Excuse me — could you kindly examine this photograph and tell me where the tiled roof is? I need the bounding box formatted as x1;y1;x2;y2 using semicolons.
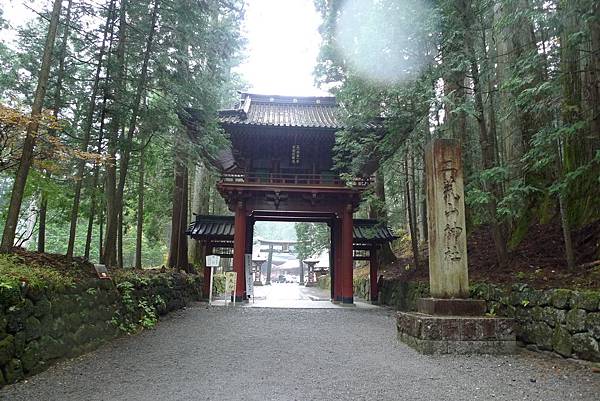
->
187;215;397;245
219;93;342;129
186;215;234;241
353;219;399;244
218;93;382;130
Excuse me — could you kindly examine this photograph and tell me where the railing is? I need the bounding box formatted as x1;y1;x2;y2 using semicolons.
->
220;172;372;188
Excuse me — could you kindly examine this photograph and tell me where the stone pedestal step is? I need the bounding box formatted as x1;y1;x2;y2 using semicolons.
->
397;311;516;355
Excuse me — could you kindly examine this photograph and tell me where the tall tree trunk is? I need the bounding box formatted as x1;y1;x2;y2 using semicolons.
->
118;209;123;268
38;0;73;253
104;0;128;267
84;84;110;260
188;162;206;265
368;168;396;265
1;0;63;252
99;207;104;263
462;1;509;267
84;167;99;261
168;141;189;270
556;0;582;262
404;156;420;270
134;148;144;269
585;2;600;144
66;0;114;260
106;0;159;266
409;152;419;242
556;139;576;269
37;187;48;253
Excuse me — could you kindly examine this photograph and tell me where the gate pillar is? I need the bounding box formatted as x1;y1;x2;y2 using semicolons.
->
233;200;247;302
332;218;342;302
341;204;354;304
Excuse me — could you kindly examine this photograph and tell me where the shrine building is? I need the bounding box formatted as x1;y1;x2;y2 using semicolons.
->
185;93;396;304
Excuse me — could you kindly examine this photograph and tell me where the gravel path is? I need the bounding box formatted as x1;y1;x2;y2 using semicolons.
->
1;304;599;401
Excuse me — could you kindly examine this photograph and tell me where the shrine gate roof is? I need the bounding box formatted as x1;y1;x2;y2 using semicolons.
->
186;215;398;245
218;93;381;130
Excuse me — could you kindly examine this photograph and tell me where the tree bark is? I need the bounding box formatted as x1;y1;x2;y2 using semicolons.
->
404;156;420;270
117;209;123;268
66;0;114;260
84;81;110;261
134;148;144;269
106;0;159;267
462;2;509;267
188;162;207;265
84;167;99;261
103;0;128;267
1;0;63;252
168;140;189;270
37;188;48;253
368;168;396;266
37;0;73;253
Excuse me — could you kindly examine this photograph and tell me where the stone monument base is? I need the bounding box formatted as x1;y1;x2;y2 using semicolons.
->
416;297;486;316
396;311;516;355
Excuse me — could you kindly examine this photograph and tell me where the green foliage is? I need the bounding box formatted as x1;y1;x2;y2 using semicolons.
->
295;223;330;261
315;0;600;264
0;254;73;290
0;0;245;267
111;277;162;333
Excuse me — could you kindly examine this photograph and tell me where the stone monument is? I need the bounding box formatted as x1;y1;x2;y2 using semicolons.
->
396;139;516;354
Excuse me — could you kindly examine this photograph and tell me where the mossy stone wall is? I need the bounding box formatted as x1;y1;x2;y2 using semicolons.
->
0;273;202;386
355;276;600;362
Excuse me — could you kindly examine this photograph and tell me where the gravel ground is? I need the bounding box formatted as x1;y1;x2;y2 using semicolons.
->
1;304;599;401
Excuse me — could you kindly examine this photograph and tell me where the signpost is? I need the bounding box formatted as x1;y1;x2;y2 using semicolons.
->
93;264;111;280
205;255;221;305
245;253;254;302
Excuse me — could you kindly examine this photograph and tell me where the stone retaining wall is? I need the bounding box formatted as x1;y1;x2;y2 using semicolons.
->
471;283;600;361
0;273;202;386
354;276;600;362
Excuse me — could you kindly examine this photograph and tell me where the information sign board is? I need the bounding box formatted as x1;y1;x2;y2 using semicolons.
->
205;255;220;267
245;254;254;300
93;264;111;280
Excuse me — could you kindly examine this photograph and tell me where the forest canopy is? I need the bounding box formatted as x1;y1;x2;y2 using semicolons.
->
0;0;244;269
313;0;600;270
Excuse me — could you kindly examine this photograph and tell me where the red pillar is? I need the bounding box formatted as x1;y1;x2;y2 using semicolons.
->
333;218;343;303
370;246;379;303
233;201;247;302
341;204;354;304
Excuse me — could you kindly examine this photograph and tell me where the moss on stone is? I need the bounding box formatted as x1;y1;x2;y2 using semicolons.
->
572;333;600;362
565;309;587;333
530;322;553;350
33;298;51;318
23;316;42;341
552;325;573;357
6;299;34;333
0;335;15;365
20;340;40;373
570;291;600;312
3;358;23;383
549;289;572;309
39;335;66;360
585;312;600;338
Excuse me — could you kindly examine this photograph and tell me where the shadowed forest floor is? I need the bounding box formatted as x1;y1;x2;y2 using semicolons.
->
384;220;600;290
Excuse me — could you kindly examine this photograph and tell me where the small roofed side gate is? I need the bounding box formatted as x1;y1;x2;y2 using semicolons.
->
183;93;396;304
